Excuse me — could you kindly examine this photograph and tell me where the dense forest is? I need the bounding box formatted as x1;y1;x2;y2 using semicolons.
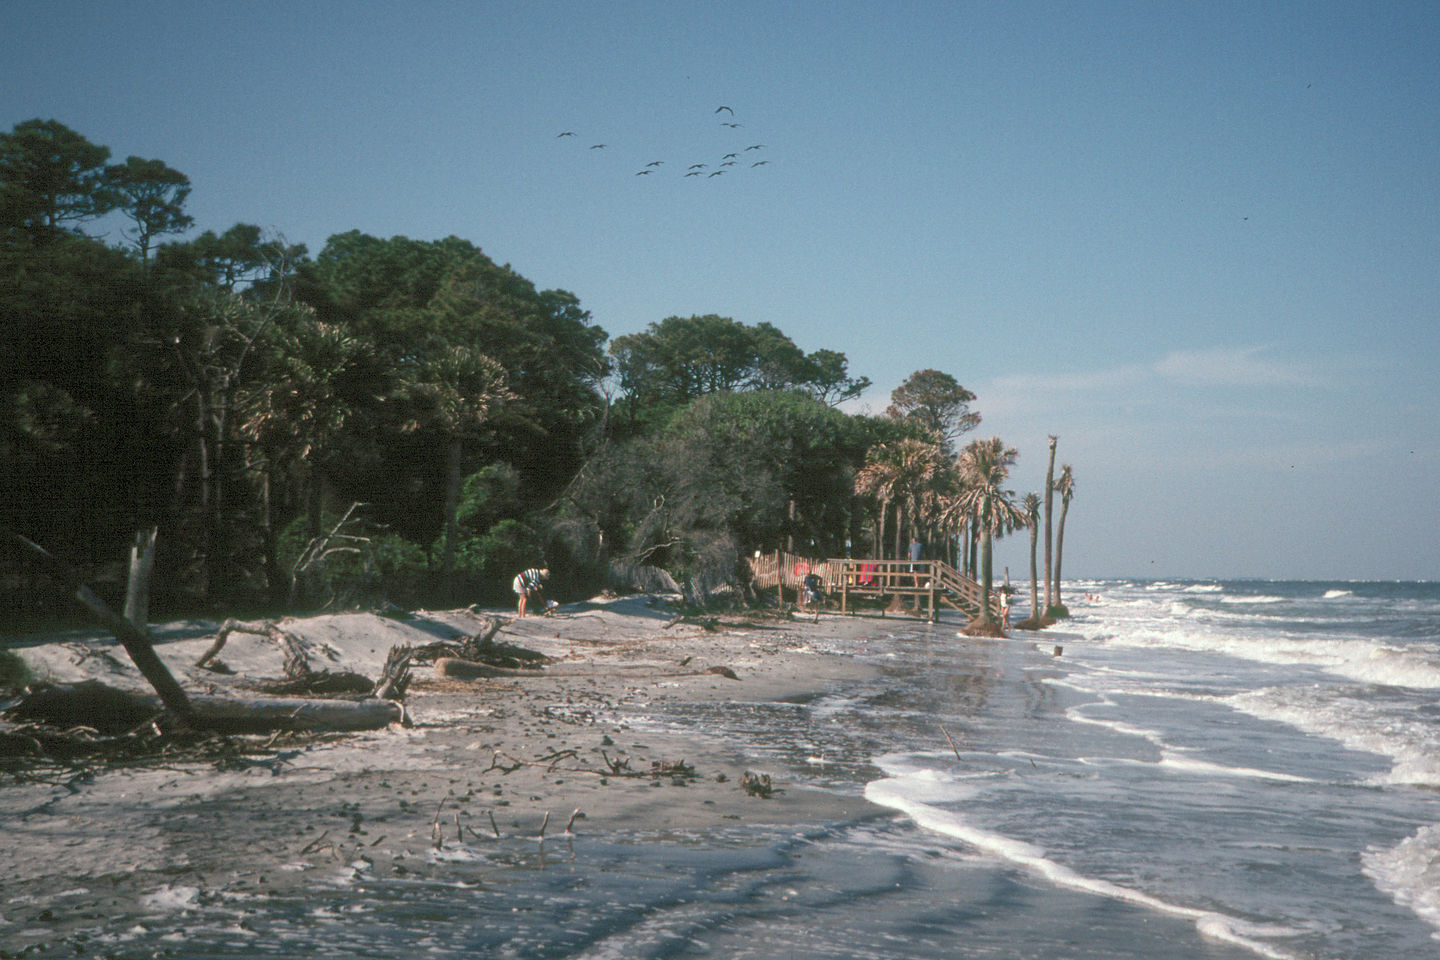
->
1;119;1074;626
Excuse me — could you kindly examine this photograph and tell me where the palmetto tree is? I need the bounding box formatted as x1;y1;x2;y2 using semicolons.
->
241;317;379;598
1023;492;1041;626
951;437;1025;631
1051;465;1075;614
400;345;512;594
854;437;946;559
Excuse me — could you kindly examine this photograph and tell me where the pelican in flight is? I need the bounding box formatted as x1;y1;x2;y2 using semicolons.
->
715;105;734;115
556;131;575;137
745;144;765;151
723;153;738;159
721;122;742;128
684;170;703;177
646;160;664;167
751;160;768;167
708;170;725;177
590;144;606;149
688;163;707;170
635;170;652;175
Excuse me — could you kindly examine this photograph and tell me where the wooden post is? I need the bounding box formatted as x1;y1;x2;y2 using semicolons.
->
776;550;784;609
841;561;849;615
928;565;935;622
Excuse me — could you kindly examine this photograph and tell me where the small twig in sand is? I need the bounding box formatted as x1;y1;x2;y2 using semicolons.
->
299;830;331;855
939;724;963;762
488;810;501;837
432;797;446;850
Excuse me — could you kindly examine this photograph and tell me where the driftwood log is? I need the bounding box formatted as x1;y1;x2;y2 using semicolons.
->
195;618;309;672
435;658;739;681
4;532;193;718
10;681;402;734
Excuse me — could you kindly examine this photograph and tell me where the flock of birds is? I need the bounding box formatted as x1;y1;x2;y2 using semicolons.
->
555;106;770;180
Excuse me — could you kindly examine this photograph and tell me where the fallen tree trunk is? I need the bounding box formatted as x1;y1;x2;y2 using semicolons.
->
4;531;194;719
9;681;402;734
435;658;739;681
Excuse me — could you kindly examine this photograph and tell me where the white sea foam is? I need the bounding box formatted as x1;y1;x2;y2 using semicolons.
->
1323;589;1354;599
1157;750;1316;783
1222;686;1440;787
1184;583;1224;593
1220;595;1287;605
864;778;1303;960
139;884;199;914
1362;823;1440;938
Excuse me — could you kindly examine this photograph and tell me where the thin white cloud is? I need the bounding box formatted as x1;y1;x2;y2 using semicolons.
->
1152;346;1307;387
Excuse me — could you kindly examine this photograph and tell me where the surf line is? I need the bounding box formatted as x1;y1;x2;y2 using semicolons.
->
864;779;1304;960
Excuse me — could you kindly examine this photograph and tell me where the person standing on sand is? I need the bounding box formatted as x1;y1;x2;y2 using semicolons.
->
512;567;549;617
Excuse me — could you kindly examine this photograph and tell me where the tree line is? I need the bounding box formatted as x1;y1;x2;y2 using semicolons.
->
1;119;1075;627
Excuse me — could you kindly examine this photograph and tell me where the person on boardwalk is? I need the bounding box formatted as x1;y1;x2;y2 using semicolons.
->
998;588;1011;630
512;567;550;618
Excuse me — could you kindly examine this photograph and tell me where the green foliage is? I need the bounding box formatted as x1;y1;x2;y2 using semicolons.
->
0;649;35;691
0;118;115;242
610;314;867;432
450;518;543;591
104;156;193;262
887;368;980;450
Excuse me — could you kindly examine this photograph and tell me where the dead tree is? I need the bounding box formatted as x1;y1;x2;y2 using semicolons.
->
5;531;193;719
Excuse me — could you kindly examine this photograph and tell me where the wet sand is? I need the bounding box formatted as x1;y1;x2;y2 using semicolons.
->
0;596;892;956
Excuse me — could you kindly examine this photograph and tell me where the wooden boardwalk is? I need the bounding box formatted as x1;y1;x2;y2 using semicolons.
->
748;551;995;621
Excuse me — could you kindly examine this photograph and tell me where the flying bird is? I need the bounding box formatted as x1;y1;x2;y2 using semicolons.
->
715;106;734;115
635;170;652;175
646;161;664;167
720;161;736;167
751;160;768;167
590;144;606;149
684;171;703;177
720;122;742;128
745;144;765;151
556;131;575;137
708;170;725;177
688;163;706;169
723;153;738;159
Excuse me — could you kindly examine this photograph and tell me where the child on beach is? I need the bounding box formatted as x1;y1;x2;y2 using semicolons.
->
512;567;549;617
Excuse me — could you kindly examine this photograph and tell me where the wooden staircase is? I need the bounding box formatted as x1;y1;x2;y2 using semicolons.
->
749;551;995;621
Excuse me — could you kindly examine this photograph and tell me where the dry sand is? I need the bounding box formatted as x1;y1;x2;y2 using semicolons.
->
0;595;895;954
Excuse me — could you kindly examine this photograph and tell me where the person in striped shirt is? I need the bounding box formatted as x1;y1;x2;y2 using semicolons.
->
512;567;550;618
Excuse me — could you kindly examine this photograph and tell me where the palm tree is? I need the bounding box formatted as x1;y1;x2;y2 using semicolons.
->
400;345;512;596
854;437;946;559
1042;435;1057;615
240;318;378;599
1022;492;1041;627
1051;465;1075;616
854;444;901;558
951;437;1025;634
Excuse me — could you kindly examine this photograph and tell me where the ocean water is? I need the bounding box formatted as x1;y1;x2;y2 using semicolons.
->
71;581;1440;959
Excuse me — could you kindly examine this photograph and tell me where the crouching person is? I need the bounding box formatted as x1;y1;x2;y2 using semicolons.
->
513;566;550;618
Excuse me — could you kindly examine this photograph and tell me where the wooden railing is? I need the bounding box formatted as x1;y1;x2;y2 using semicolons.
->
747;551;994;621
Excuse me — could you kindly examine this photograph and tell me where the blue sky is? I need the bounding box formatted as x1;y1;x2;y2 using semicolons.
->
5;1;1437;579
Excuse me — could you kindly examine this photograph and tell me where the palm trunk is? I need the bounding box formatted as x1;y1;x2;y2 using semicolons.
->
978;527;994;625
441;434;463;595
1042;436;1057;613
893;502;904;562
1053;498;1070;608
875;497;887;559
1028;522;1040;623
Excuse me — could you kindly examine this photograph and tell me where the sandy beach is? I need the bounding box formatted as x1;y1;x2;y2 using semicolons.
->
1;596;892;957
